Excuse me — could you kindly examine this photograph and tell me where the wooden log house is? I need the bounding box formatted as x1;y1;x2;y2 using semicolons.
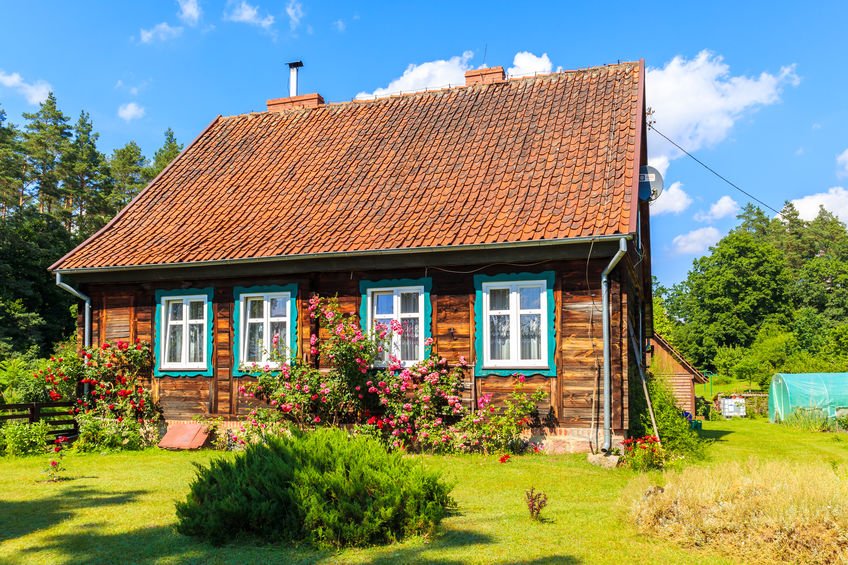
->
50;62;653;452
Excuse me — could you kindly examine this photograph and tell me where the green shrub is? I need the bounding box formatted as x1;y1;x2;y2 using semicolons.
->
74;412;157;452
176;428;454;548
2;421;49;456
642;376;703;459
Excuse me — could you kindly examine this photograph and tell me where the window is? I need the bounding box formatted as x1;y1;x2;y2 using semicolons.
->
160;294;208;370
238;292;291;366
366;286;425;365
482;281;548;369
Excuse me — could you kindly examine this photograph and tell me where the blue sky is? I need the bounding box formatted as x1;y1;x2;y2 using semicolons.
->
1;1;847;285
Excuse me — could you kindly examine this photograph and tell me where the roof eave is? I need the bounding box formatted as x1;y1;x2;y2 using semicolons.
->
52;233;634;276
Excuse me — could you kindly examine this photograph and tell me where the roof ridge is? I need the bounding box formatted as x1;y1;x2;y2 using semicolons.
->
220;61;641;120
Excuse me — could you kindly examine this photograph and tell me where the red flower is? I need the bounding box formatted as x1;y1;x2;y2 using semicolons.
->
499;454;511;464
53;446;61;453
48;390;61;401
50;460;58;467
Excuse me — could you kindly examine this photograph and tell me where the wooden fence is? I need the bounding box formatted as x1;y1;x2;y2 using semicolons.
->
0;402;78;439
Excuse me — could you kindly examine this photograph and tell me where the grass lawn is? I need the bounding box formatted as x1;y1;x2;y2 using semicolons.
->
2;418;846;564
696;379;762;399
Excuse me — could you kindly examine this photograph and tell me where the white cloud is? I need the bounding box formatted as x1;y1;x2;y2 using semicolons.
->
178;0;202;25
140;22;183;43
672;227;721;255
695;195;740;222
507;52;556;77
647;50;799;171
286;0;304;30
791;187;848;224
837;148;848;178
0;70;51;104
333;19;345;32
226;1;274;29
650;181;692;215
117;102;145;122
356;51;474;99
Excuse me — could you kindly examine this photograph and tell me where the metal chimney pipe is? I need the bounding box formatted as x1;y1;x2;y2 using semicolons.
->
288;60;303;97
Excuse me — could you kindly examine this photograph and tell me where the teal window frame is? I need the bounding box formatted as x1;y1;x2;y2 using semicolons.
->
473;271;556;377
359;277;432;365
232;284;298;377
154;287;214;377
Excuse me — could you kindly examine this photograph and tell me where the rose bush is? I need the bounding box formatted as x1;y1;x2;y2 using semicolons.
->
243;295;547;454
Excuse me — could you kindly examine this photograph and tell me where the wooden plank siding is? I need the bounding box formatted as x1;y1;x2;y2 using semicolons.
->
78;260;644;431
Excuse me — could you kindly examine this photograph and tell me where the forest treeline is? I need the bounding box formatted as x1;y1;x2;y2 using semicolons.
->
657;203;848;387
0;94;182;358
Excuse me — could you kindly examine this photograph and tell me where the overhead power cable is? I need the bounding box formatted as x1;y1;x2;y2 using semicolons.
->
648;123;785;218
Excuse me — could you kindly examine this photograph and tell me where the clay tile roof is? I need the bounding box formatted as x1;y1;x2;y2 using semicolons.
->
52;61;644;271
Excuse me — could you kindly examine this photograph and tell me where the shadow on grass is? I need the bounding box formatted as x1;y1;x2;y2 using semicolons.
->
0;484;148;544
20;522;582;564
698;428;733;441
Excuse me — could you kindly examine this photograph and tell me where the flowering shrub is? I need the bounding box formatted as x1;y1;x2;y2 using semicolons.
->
242;295;547;455
227;408;291;448
44;436;68;481
622;435;665;471
73;339;161;451
33;345;84;402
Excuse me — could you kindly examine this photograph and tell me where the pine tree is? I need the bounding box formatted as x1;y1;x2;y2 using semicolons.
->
63;111;111;235
0;106;24;218
145;128;183;180
21;93;71;214
109;141;148;209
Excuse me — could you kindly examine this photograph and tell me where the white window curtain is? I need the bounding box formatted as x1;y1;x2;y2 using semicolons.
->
162;295;207;369
240;293;290;365
368;286;424;365
483;282;547;368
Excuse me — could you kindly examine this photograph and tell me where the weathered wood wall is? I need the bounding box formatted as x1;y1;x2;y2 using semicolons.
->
79;259;642;431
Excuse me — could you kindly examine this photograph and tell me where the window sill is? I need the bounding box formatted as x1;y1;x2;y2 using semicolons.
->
160;365;207;371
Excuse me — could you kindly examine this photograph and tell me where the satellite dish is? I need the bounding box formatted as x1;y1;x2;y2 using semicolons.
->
639;165;664;202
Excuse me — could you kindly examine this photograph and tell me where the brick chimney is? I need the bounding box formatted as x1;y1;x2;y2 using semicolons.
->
465;66;506;86
267;93;325;112
267;60;324;112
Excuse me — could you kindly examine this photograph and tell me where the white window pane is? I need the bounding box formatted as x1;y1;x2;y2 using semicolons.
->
489;315;510;360
519;287;542;310
400;292;420;314
168;301;183;321
372;292;394;316
489;288;510;311
520;314;542;360
189;300;204;321
246;322;263;362
270;321;287;356
400;318;419;361
188;323;204;363
247;297;264;319
166;324;183;363
270;297;287;318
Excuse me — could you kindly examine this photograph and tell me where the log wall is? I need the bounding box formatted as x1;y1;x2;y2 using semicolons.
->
79;259;644;432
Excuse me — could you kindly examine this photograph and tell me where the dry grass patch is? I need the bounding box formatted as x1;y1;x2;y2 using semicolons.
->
629;459;848;564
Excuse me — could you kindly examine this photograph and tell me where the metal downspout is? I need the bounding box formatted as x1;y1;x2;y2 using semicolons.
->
56;273;91;396
55;272;91;348
602;237;628;452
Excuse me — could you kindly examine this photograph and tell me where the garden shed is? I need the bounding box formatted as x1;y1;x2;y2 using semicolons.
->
648;334;706;413
769;372;848;422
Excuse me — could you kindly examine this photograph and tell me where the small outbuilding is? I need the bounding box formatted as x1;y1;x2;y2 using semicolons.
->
769;373;848;422
648;334;707;413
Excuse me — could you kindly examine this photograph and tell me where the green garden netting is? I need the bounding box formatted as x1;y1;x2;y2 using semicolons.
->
769;373;848;422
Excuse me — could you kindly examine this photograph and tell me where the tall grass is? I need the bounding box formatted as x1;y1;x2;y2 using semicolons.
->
629;459;848;564
782;408;834;432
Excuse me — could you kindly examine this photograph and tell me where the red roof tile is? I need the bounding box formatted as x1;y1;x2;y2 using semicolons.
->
52;61;644;271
